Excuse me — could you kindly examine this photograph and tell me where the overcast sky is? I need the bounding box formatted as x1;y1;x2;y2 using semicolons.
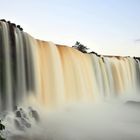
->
0;0;140;56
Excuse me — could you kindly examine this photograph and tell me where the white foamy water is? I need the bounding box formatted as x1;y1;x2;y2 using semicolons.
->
1;100;139;140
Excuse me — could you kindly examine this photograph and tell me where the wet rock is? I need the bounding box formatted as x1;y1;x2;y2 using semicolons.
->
20;27;23;31
7;21;11;24
11;23;16;28
21;118;31;128
134;57;140;62
125;100;140;107
15;110;22;118
0;19;6;22
17;25;23;31
17;25;20;29
89;51;98;56
28;107;40;122
14;119;25;131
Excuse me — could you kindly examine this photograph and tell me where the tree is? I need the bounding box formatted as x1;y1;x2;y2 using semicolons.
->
72;41;89;53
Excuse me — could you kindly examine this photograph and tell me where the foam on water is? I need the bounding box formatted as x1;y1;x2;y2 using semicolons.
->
0;98;140;140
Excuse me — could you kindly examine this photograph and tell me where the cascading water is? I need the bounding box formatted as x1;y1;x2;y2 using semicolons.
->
0;20;140;111
28;41;140;108
0;21;38;111
1;20;140;140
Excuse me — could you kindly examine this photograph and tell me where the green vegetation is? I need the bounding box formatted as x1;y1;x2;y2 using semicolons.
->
0;120;5;140
72;41;89;53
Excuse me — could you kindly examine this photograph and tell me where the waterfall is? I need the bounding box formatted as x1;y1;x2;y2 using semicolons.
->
0;21;140;111
36;42;140;107
0;21;38;110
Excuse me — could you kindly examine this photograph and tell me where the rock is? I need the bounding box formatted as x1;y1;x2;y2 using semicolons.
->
15;110;22;118
20;27;23;31
0;19;6;22
17;25;23;31
14;119;25;131
28;107;40;122
11;23;16;28
125;100;140;107
0;120;5;130
17;25;21;29
20;118;31;128
7;21;11;24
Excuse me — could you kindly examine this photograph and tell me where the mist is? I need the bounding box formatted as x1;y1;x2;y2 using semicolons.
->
6;97;140;140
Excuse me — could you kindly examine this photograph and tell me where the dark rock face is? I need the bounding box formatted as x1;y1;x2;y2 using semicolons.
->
11;23;16;28
134;57;140;63
89;51;100;57
17;25;23;31
0;19;6;22
0;19;23;31
13;107;39;130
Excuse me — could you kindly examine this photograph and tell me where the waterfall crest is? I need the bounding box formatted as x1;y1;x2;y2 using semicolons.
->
0;21;38;110
0;21;140;110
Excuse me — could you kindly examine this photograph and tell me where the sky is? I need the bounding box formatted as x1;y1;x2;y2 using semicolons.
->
0;0;140;56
